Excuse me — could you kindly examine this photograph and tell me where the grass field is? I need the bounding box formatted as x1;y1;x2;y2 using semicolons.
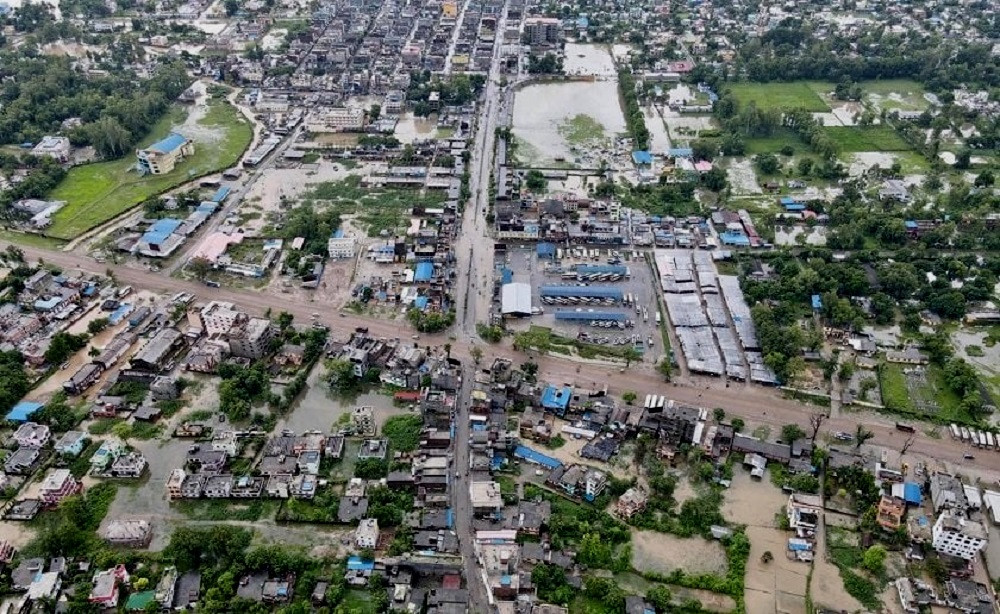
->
728;82;830;112
879;363;972;424
45;97;252;240
823;126;911;152
744;128;803;155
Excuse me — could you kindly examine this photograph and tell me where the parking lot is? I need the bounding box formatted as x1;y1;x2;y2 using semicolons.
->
497;245;667;363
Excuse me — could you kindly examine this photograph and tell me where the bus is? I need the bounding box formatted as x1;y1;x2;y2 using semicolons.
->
950;424;961;439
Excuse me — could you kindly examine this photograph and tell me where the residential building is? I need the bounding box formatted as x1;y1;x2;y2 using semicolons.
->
877;495;907;530
90;565;130;607
228;317;274;359
615;487;648;519
136;133;194;175
470;481;503;519
91;439;126;472
31;136;71;162
200;301;246;336
328;236;357;259
523;17;560;44
166;469;186;499
358;438;388;460
102;519;153;547
39;469;81;506
352;406;377;436
13;422;50;448
933;511;987;560
930;473;969;513
4;447;41;474
355;518;380;549
109;452;148;478
305;107;366;132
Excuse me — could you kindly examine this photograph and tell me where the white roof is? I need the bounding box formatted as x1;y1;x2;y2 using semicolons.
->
501;282;532;315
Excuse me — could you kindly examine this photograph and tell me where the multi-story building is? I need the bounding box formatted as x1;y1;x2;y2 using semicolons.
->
89;566;129;608
228;317;274;359
932;511;988;560
305;107;365;132
136;133;194;175
355;518;380;549
352;406;377;436
200;301;246;336
39;469;81;506
523;17;561;44
13;422;50;448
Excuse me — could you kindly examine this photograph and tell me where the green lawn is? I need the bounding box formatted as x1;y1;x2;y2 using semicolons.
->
45;98;253;240
823;126;911;152
744;129;803;154
728;82;830;112
879;363;974;425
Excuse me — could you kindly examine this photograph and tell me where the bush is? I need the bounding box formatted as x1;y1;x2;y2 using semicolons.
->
382;414;422;452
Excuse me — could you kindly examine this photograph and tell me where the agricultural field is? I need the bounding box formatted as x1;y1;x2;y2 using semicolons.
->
822;126;911;153
744;129;803;155
727;82;830;112
45;97;252;240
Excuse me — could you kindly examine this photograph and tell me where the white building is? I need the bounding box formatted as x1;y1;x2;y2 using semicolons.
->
355;518;379;549
305;107;365;132
932;511;988;560
328;236;357;259
200;301;246;336
31;136;71;162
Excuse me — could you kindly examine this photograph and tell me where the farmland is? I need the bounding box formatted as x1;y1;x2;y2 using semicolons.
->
823;126;911;153
44;97;252;240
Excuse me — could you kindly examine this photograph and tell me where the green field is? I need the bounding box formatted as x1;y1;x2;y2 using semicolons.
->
728;82;830;112
45;98;253;240
879;363;971;424
744;128;802;155
823;126;911;152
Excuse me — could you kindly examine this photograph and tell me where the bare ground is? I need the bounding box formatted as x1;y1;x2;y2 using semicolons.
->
630;529;728;576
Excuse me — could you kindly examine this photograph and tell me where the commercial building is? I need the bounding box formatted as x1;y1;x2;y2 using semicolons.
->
932;512;987;560
470;481;503;519
200;301;246;336
136;133;194;175
523;17;560;44
228;317;274;359
328;236;357;259
305;107;366;132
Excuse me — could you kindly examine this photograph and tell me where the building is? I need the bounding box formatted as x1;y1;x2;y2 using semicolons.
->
470;481;503;518
13;422;50;448
615;487;648;519
130;328;184;371
930;473;969;513
355;518;380;549
357;438;388;460
523;17;560;44
305;107;366;132
200;301;246;336
352;407;377;436
31;136;71;162
102;519;153;547
89;565;130;608
228;317;274;359
328;236;357;259
54;431;87;456
932;511;988;560
136;133;194;175
877;495;907;530
39;469;80;506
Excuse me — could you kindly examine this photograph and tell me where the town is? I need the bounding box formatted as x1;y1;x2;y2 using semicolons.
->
0;0;998;610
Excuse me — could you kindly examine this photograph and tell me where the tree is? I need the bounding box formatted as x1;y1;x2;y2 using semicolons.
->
657;358;672;381
692;139;719;161
713;408;725;422
44;332;88;365
470;346;483;364
646;586;672;612
224;0;238;15
525;170;546;191
955;148;972;170
277;311;294;331
187;257;213;281
87;317;110;335
809;413;826;442
861;545;886;576
781;424;806;444
854;424;874;449
622;346;641;367
755;153;781;174
702;167;727;191
731;418;745;432
622;391;637;405
974;170;995;188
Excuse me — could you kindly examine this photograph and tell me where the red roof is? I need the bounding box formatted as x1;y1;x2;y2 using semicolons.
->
441;574;461;590
393;391;421;402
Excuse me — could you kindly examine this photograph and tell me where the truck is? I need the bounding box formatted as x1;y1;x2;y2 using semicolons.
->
655;311;662;325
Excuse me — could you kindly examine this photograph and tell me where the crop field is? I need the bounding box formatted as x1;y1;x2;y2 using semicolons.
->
823;126;911;152
45;98;252;240
727;82;830;112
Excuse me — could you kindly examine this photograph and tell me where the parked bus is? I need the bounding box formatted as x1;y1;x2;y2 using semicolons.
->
988;432;996;449
961;427;971;441
950;424;961;439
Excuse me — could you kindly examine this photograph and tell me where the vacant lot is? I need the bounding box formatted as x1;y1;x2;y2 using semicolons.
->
823;126;911;152
879;363;968;423
630;529;728;576
46;96;252;239
728;82;830;112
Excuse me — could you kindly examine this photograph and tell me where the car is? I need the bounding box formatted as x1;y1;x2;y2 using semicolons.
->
834;431;854;441
964;453;975;460
59;362;69;370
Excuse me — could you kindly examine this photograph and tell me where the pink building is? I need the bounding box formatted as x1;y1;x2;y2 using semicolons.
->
89;565;130;607
39;469;81;507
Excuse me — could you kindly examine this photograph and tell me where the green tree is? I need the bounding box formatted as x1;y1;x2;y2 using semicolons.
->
44;332;88;365
861;544;886;576
622;391;637;405
87;317;110;335
187;257;213;281
780;424;806;443
731;418;745;432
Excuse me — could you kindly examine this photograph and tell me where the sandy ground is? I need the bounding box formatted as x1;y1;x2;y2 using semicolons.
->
726;159;763;195
743;525;809;614
630;529;728;576
774;226;828;247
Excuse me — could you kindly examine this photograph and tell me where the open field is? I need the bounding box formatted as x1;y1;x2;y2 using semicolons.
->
630;529;728;576
45;97;252;240
879;363;969;424
744;129;802;155
823;126;911;152
727;82;830;112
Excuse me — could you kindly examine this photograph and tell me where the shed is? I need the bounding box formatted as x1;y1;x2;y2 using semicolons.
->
631;151;653;166
501;283;532;317
536;243;556;259
413;262;434;282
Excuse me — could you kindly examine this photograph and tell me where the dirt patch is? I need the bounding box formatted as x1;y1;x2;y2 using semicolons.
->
743;526;809;614
722;468;789;528
630;529;728;576
810;515;863;612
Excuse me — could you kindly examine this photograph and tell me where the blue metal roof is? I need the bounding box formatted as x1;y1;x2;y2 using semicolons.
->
147;133;187;154
210;187;231;202
500;268;513;284
414;296;429;310
903;482;922;505
811;295;822;310
33;297;62;311
142;218;183;245
720;231;750;246
346;556;374;571
6;400;43;423
632;150;653;165
783;203;806;211
541;385;572;411
554;310;626;322
414;262;434;282
109;303;133;325
536;242;556;257
513;445;562;469
539;286;623;299
667;147;693;158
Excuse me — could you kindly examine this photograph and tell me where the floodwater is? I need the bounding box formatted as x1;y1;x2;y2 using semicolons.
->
277;363;402;434
512;80;626;165
563;43;617;77
642;106;672;153
394;113;439;144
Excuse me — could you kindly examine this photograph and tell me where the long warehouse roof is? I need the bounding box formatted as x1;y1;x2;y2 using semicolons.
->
539;286;624;299
554;310;626;322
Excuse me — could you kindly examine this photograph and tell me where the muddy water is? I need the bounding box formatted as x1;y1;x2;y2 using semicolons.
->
278;364;403;434
563;43;618;77
512;80;626;164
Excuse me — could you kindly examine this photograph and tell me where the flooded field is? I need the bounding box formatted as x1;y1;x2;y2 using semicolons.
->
630;530;728;576
512;80;626;165
563;43;618;77
277;363;403;434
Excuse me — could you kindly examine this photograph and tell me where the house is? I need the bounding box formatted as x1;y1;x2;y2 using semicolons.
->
615;487;648;519
109;452;148;478
203;475;234;498
4;446;41;474
879;179;911;203
39;469;81;506
91;439;126;472
26;571;62;602
13;422;50;448
358;438;388;460
930;473;969;513
5;499;42;520
877;495;907;530
102;519;153;547
786;493;822;535
136;133;194;175
470;481;503;519
345;556;375;586
90;565;130;608
338;496;369;522
895;577;936;614
31;136;71;162
932;511;987;560
886;347;929;365
54;431;87;456
352;406;377;436
355;518;380;549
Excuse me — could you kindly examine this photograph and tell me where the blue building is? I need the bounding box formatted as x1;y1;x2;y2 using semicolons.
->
541;385;573;414
6;400;43;423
